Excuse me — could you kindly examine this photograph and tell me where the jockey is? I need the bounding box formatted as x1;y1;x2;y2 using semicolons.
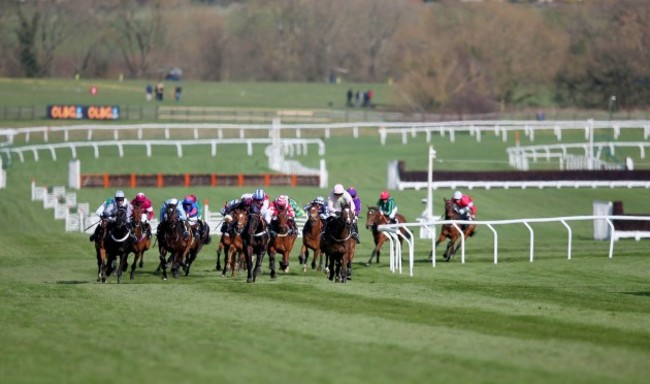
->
156;197;190;241
127;192;154;239
251;188;269;214
89;190;130;242
325;183;359;243
451;190;477;220
347;187;361;217
377;190;398;224
182;194;206;240
303;195;329;220
265;194;298;236
289;197;305;218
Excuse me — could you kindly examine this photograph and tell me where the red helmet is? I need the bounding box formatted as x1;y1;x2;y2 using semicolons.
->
380;191;390;200
185;194;197;203
135;193;146;203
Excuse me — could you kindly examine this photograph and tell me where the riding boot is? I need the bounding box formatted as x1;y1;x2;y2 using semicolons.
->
352;222;360;244
89;224;101;242
145;223;152;239
220;221;229;234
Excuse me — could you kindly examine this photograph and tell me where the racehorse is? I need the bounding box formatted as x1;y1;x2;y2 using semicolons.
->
222;209;248;277
129;203;151;280
93;217;109;282
159;205;193;280
243;212;269;283
434;198;476;262
183;218;211;276
102;208;132;284
365;206;409;266
298;203;325;273
321;203;355;283
267;209;298;276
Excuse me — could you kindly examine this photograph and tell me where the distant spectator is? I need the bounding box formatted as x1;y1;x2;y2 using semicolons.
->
362;91;370;107
346;88;353;107
146;84;153;101
155;82;164;101
354;91;361;108
367;89;374;107
535;109;545;121
175;86;182;102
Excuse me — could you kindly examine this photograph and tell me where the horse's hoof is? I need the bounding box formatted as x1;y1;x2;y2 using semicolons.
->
247;278;253;283
130;272;135;280
364;262;370;267
298;255;304;264
216;265;222;271
138;261;143;268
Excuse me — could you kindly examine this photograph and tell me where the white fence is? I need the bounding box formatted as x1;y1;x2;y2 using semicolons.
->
377;120;650;145
2;138;325;163
506;141;649;170
2;120;650;146
377;215;650;277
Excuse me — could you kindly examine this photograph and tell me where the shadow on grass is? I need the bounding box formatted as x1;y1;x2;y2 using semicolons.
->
55;280;90;285
621;291;650;297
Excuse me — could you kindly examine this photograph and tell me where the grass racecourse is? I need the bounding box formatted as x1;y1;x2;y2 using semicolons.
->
1;79;649;384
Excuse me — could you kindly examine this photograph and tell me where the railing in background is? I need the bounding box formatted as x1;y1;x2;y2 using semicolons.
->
506;141;648;170
377;215;650;277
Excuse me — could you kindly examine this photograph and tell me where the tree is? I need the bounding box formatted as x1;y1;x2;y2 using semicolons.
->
101;0;166;79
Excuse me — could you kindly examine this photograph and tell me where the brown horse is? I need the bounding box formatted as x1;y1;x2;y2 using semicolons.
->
159;205;193;280
267;209;298;276
103;208;133;284
222;209;248;278
129;203;151;280
298;204;325;272
434;198;476;262
94;217;109;282
183;218;210;276
243;212;269;283
322;203;355;283
365;206;409;266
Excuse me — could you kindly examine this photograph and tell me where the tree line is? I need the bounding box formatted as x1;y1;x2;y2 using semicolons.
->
0;0;647;114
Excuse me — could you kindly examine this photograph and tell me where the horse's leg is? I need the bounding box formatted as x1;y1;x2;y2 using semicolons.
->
130;250;141;280
340;255;348;284
216;242;223;271
327;254;335;281
444;238;456;262
268;248;277;279
245;247;254;283
298;243;307;266
254;249;265;281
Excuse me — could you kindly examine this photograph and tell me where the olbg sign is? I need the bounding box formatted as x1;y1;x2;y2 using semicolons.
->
47;105;120;120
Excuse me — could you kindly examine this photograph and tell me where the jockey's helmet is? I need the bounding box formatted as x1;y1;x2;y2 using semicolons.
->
347;187;357;197
115;190;125;199
380;191;390;200
169;198;179;206
185;194;197;203
453;191;462;200
333;184;345;195
254;189;265;201
316;196;325;205
135;192;146;203
276;195;288;207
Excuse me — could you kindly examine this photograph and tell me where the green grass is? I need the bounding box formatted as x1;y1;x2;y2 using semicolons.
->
1;81;650;383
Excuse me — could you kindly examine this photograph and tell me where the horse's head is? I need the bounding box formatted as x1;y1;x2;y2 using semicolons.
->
132;203;144;223
443;198;460;220
246;212;266;236
308;204;320;221
114;207;128;228
272;209;290;233
231;209;248;235
365;206;384;229
167;204;179;223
